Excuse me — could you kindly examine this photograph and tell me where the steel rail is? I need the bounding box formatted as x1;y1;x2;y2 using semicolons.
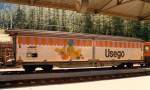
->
0;67;150;88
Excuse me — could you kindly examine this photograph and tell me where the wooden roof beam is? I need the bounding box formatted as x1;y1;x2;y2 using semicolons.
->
30;0;36;5
140;12;150;20
117;0;124;4
102;0;134;11
93;0;113;14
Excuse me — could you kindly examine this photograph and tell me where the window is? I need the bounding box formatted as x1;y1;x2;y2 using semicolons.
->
32;53;38;57
26;53;38;58
26;45;38;58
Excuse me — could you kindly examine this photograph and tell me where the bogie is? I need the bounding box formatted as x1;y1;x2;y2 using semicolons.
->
117;63;133;69
23;64;53;73
42;65;53;72
23;65;36;73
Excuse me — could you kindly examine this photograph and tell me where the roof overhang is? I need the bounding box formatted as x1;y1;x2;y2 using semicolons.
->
1;0;150;20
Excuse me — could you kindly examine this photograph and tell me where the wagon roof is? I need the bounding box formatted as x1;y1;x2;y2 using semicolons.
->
6;29;143;42
144;42;150;45
0;42;13;45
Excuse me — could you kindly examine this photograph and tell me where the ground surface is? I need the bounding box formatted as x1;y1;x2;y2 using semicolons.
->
1;74;150;90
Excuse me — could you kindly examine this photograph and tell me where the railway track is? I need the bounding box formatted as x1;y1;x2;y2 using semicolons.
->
0;67;115;75
0;67;150;88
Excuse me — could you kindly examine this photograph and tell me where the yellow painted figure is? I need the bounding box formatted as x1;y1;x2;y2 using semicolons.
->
55;39;84;60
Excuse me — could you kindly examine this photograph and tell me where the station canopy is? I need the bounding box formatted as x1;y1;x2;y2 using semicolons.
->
1;0;150;20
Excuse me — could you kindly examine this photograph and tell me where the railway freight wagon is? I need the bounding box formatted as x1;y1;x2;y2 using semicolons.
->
144;42;150;64
6;30;144;72
0;42;14;66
